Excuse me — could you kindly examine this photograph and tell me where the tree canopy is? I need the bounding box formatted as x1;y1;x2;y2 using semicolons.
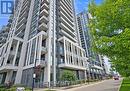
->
88;0;130;76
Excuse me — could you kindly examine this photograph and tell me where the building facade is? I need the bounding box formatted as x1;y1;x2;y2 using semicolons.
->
0;16;13;47
77;11;104;80
0;0;88;87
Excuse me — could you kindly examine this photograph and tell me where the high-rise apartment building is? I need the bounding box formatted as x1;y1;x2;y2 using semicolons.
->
77;11;104;80
0;16;13;47
0;0;88;87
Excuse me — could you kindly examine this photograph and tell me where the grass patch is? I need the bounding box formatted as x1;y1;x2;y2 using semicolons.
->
119;78;130;91
0;85;31;91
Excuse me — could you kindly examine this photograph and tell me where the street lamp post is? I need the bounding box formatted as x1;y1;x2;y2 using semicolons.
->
88;64;91;84
32;59;39;91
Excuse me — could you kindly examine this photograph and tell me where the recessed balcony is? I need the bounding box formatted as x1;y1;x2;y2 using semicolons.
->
58;63;86;70
17;18;26;28
60;1;73;17
60;23;75;37
39;15;48;23
19;12;28;20
16;23;25;32
91;65;103;70
60;17;74;32
59;10;73;23
59;11;74;27
38;23;48;31
22;0;29;9
59;5;73;20
20;5;29;15
41;3;49;10
60;30;76;42
40;9;49;17
41;0;49;5
40;61;46;67
41;47;47;54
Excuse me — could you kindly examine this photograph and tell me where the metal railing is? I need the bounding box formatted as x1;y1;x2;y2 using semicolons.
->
33;79;102;88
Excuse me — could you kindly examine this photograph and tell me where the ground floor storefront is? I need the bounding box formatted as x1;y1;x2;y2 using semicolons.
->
21;67;86;87
0;71;17;84
0;67;104;88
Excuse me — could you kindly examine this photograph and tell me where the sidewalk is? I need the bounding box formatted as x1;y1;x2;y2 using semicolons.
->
35;80;105;91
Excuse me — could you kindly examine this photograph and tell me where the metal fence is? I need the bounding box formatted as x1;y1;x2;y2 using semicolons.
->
34;79;101;88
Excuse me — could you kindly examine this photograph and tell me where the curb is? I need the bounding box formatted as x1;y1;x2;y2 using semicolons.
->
35;80;107;91
53;80;106;91
118;78;123;91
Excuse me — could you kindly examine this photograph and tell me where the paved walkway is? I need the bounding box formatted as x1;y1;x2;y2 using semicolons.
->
65;79;122;91
35;79;122;91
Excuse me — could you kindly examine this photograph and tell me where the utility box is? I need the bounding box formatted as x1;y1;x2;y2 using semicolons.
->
16;87;25;91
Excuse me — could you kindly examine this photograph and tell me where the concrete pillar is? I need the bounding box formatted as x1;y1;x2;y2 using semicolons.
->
15;0;35;84
38;35;42;64
78;71;81;80
4;40;13;66
92;69;95;80
64;38;67;64
5;71;13;83
84;70;87;80
52;0;57;86
13;41;20;66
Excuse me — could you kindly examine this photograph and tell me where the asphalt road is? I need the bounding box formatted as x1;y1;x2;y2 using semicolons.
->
66;79;122;91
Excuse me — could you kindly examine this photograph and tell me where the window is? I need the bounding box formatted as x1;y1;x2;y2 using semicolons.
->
76;58;78;65
60;57;64;64
24;43;29;66
30;39;36;64
71;56;73;64
11;71;17;84
41;54;45;61
15;57;20;66
75;47;77;54
69;43;71;52
80;50;82;56
42;39;46;47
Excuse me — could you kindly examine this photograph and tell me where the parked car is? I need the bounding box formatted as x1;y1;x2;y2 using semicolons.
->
113;76;119;80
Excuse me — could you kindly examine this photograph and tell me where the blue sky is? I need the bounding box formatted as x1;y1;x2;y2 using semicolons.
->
0;0;102;30
75;0;102;14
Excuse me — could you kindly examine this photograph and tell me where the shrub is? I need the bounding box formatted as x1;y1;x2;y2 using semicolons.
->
60;70;77;81
0;84;5;88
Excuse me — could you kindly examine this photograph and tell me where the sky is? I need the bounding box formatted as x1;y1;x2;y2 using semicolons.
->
0;0;103;30
75;0;102;14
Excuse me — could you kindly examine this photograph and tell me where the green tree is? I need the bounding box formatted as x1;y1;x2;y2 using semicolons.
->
60;70;76;81
88;0;130;76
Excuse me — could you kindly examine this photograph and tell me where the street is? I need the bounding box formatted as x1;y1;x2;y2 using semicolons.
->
65;79;122;91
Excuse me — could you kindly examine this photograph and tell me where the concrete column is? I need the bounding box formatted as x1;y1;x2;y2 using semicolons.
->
64;39;67;64
52;0;57;86
15;0;35;84
38;35;42;64
13;41;20;66
84;70;87;80
15;41;30;84
78;71;81;80
92;69;95;80
43;0;55;85
4;39;13;66
5;71;13;83
28;41;32;65
71;44;74;65
26;42;31;66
